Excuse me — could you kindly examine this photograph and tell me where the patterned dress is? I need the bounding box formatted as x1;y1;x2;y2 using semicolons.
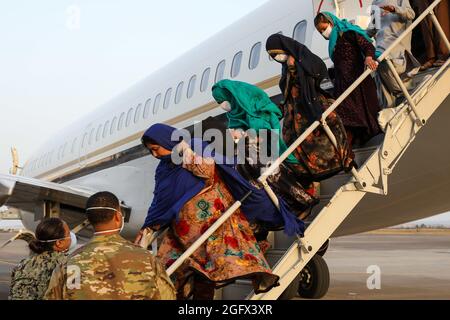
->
282;56;353;182
236;131;319;228
333;31;382;144
156;151;279;299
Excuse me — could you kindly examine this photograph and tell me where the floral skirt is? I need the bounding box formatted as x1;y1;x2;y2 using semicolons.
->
156;172;279;299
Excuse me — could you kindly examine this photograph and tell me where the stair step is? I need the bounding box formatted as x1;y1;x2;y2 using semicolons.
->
318;146;378;197
220;250;289;300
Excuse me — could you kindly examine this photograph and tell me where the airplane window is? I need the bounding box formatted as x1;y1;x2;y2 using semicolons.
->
187;75;196;99
153;93;161;114
143;98;152;119
293;20;307;44
89;127;95;145
126;108;134;127
110;117;118;135
231;51;243;78
200;68;211;92
118;112;125;131
96;124;103;141
103;120;110;138
163;88;172;109
134;103;142;123
81;132;88;148
175;82;184;104
215;60;226;83
71;138;77;153
249;42;262;70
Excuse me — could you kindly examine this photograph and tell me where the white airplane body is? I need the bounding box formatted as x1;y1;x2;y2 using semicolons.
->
2;0;450;243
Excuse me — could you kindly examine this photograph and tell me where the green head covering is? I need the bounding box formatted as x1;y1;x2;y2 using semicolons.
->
320;11;373;61
212;79;299;164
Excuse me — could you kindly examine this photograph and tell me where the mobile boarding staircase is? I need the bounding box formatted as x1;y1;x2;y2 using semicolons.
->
161;0;450;300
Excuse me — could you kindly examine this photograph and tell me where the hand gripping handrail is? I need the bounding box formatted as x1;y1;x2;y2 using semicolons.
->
164;0;449;278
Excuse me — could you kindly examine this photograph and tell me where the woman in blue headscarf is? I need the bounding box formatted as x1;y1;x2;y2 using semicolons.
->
315;12;382;149
135;124;305;300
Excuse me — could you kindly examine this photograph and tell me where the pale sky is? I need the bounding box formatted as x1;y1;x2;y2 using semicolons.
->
0;0;268;174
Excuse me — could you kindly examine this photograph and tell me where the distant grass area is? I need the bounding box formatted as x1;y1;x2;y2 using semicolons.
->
368;228;450;235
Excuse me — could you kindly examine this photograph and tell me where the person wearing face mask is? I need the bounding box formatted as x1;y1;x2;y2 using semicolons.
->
265;34;355;181
134;123;306;300
9;218;71;300
315;12;382;149
212;79;319;231
44;191;176;300
367;0;421;108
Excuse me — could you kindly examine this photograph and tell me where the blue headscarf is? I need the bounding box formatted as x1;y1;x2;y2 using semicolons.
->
142;123;305;236
320;11;373;61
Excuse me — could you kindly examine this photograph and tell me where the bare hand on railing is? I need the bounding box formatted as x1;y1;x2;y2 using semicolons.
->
380;5;396;14
134;226;156;245
365;56;379;71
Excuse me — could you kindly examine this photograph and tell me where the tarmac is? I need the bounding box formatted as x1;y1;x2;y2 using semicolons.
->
0;230;449;300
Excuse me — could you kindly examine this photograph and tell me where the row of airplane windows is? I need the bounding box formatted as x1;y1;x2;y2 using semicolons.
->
28;21;308;173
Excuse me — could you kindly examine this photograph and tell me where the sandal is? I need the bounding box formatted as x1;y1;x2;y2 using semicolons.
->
433;59;446;67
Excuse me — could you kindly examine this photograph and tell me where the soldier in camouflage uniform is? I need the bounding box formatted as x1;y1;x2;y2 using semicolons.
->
9;218;71;300
44;191;176;300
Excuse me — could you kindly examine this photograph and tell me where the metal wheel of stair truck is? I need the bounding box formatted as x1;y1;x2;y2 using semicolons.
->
316;239;330;256
297;254;330;299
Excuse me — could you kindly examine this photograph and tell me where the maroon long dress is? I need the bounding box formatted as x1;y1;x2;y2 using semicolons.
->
333;31;381;145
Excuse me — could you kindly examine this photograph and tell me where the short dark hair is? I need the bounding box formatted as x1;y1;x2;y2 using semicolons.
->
314;13;329;27
86;191;120;226
29;218;66;254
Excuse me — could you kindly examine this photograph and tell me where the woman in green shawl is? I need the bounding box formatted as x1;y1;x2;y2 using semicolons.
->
212;79;319;236
314;12;381;148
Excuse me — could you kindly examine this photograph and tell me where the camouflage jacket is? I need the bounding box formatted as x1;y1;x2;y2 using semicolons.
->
9;251;67;300
43;233;176;300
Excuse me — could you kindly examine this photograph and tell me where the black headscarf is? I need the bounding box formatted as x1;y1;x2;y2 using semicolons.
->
266;34;328;125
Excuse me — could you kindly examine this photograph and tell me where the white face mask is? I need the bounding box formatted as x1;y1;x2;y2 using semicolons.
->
67;232;77;253
322;24;333;40
87;207;125;235
274;54;288;63
37;231;77;253
220;101;232;112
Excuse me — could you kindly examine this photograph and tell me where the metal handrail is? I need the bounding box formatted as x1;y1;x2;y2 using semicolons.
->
164;0;449;277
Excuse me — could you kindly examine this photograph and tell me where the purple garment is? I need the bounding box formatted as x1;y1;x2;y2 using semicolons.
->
333;31;381;142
